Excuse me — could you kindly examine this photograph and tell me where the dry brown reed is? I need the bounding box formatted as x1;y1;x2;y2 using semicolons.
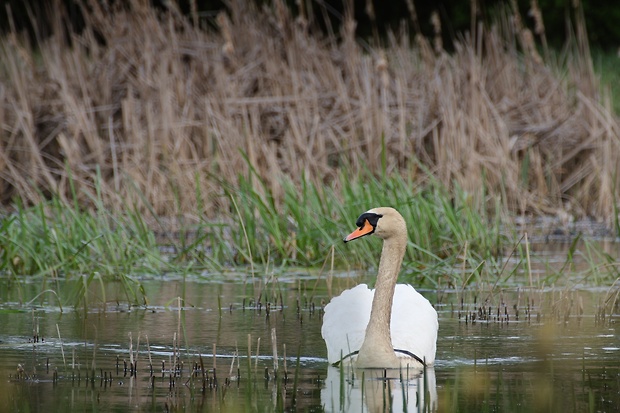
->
0;0;618;223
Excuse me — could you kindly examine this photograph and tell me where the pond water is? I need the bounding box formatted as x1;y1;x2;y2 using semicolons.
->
1;243;619;412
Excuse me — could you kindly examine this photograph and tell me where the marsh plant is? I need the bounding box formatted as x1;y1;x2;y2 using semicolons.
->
0;0;618;223
1;166;618;310
1;0;619;309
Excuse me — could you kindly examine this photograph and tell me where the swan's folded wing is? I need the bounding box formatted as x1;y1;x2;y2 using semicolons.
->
390;284;438;365
321;284;373;364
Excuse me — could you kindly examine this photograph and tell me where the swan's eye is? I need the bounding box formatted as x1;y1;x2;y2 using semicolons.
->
355;212;382;228
344;212;383;243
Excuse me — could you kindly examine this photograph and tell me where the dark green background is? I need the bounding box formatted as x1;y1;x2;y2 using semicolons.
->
1;1;618;50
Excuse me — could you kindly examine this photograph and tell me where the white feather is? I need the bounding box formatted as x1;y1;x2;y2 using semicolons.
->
322;283;438;365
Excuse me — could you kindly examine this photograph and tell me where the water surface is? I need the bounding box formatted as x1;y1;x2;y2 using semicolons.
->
1;248;619;412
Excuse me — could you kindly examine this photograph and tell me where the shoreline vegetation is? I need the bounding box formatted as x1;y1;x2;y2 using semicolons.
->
0;0;618;220
0;1;619;306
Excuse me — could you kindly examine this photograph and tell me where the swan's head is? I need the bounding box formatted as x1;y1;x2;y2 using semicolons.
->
343;207;406;242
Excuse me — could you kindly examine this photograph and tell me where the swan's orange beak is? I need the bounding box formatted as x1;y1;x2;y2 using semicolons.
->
343;219;375;242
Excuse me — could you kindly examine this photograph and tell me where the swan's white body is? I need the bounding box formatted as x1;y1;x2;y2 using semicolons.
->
321;207;438;368
322;283;438;365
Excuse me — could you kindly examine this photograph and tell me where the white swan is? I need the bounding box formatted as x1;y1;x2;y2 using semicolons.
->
321;207;438;368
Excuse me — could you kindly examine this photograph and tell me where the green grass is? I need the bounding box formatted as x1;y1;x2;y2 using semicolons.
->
0;174;166;307
1;161;618;308
220;162;517;290
592;48;620;115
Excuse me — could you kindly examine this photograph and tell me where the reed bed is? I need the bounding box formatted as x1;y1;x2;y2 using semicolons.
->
0;168;514;293
0;0;618;223
3;166;618;310
1;1;619;308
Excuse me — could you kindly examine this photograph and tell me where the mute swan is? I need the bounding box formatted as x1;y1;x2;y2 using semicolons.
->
321;207;438;368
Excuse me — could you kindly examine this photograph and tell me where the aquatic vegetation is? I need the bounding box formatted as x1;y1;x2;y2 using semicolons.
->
2;282;618;412
1;163;618;310
0;179;161;307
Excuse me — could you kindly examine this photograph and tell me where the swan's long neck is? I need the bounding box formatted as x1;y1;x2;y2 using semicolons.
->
356;233;406;367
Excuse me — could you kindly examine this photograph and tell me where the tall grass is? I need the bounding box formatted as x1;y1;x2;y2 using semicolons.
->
0;162;511;301
0;173;165;307
0;0;618;224
3;157;619;307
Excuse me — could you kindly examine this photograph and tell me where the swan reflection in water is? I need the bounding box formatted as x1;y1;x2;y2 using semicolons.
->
321;365;437;412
